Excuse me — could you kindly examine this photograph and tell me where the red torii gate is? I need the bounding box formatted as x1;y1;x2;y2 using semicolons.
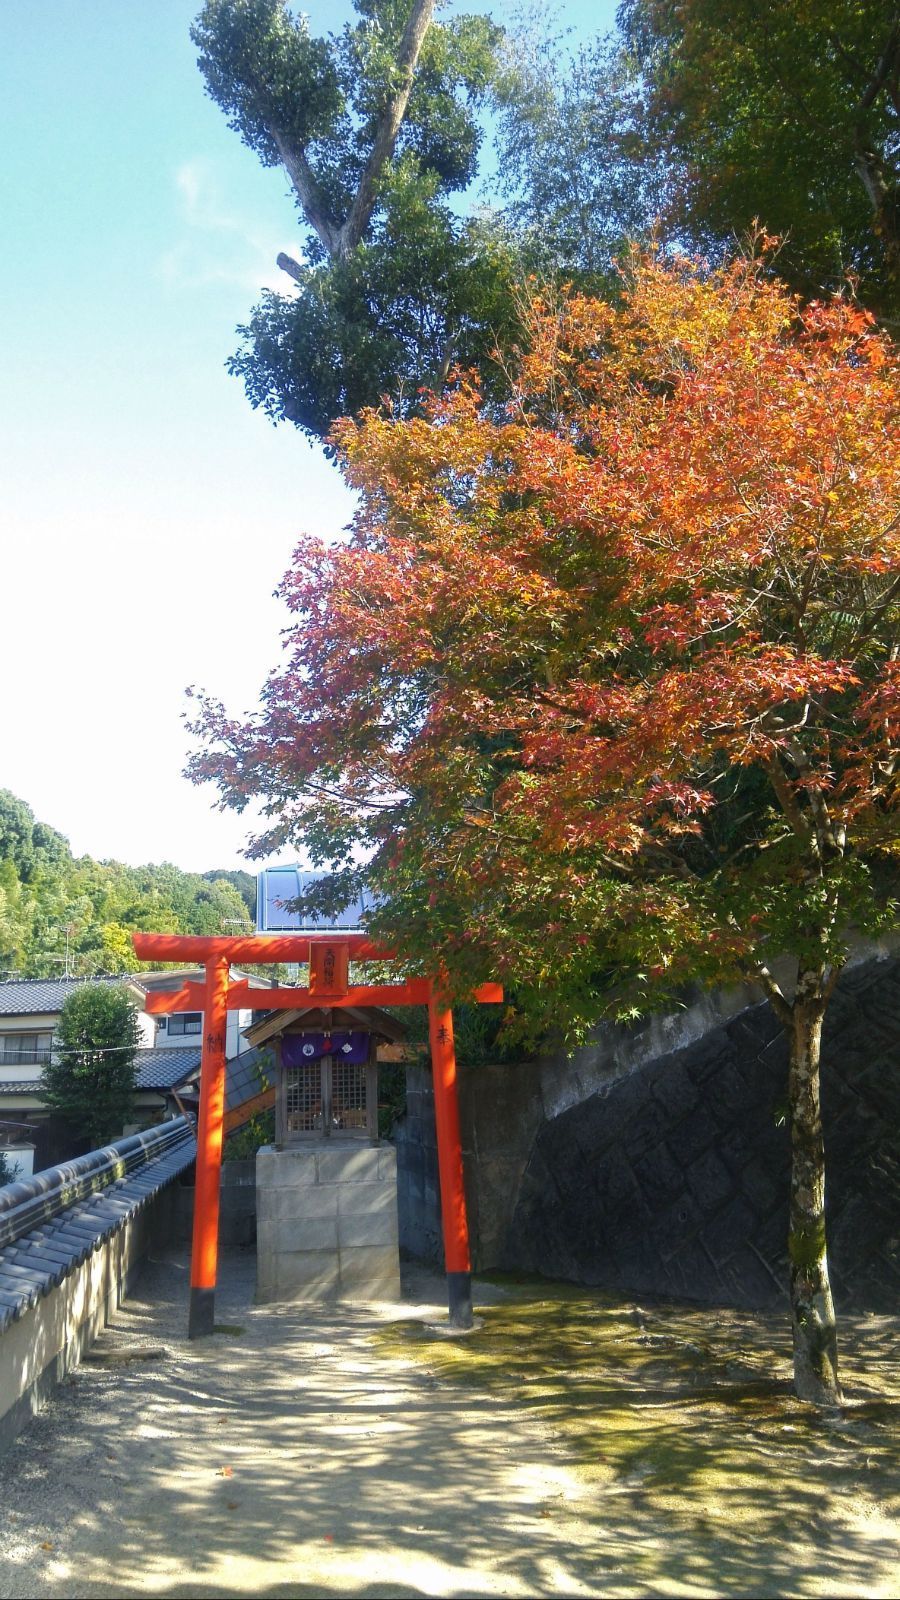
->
132;931;502;1336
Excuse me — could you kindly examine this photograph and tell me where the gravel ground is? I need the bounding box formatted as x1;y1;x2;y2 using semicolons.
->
0;1249;608;1599
0;1248;897;1599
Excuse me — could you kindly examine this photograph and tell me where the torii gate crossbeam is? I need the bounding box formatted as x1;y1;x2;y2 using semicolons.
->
132;932;502;1336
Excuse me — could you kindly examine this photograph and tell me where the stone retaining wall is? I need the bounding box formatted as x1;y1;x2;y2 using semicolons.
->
507;957;900;1309
395;953;900;1310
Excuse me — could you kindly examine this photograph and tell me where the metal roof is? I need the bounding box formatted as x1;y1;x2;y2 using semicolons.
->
0;976;142;1017
256;868;375;934
225;1046;273;1113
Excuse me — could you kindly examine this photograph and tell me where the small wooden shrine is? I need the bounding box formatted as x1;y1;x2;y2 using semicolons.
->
244;1005;407;1147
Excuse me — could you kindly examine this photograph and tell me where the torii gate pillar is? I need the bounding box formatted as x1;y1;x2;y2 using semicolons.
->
188;956;229;1339
428;994;472;1327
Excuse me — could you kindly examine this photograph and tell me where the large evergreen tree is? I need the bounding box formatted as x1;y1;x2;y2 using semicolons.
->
191;0;516;437
621;0;900;316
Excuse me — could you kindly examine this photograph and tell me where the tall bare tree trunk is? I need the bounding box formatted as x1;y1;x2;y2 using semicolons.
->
787;990;841;1405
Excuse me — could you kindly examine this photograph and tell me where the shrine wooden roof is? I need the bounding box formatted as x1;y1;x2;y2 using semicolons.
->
244;1004;407;1050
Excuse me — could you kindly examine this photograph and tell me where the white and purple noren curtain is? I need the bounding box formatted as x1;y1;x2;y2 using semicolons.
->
281;1031;370;1067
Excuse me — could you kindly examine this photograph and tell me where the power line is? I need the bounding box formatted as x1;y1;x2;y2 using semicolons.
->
50;1041;199;1056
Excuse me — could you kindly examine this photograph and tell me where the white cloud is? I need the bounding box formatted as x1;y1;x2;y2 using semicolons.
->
160;158;304;295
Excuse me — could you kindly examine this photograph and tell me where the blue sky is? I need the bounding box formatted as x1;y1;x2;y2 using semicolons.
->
0;1;617;873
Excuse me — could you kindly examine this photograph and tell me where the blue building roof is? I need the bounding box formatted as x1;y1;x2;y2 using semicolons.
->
256;868;375;934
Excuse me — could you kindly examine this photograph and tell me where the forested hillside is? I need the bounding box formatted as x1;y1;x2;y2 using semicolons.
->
0;789;256;977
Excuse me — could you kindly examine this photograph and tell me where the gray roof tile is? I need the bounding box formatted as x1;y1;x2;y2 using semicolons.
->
0;1050;199;1097
134;1048;200;1091
0;976;140;1017
0;1121;196;1327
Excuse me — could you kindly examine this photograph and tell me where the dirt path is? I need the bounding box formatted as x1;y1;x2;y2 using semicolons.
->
0;1249;897;1598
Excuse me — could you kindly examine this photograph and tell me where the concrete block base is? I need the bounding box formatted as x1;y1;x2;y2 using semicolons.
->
256;1143;401;1305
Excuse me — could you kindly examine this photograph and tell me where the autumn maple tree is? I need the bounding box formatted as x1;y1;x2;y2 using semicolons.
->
191;249;900;1405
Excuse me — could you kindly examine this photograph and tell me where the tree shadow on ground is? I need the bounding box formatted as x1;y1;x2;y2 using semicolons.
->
377;1280;900;1597
0;1252;897;1598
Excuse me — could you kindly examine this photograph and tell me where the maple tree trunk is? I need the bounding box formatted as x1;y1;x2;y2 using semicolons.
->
787;993;842;1405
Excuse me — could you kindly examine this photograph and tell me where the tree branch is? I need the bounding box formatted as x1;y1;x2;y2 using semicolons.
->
276;251;305;285
267;0;435;267
856;20;900;117
765;752;815;850
270;128;341;258
851;20;900;274
823;960;845;1002
847;567;900;659
338;0;436;257
752;961;794;1027
436;325;457;389
782;734;840;859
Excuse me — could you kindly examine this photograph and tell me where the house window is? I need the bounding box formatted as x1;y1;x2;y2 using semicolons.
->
167;1013;202;1037
0;1032;53;1066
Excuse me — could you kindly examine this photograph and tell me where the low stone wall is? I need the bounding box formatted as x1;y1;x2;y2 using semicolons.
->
0;1183;177;1453
173;1160;257;1248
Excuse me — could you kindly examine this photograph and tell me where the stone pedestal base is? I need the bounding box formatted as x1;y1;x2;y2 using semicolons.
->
256;1142;401;1304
